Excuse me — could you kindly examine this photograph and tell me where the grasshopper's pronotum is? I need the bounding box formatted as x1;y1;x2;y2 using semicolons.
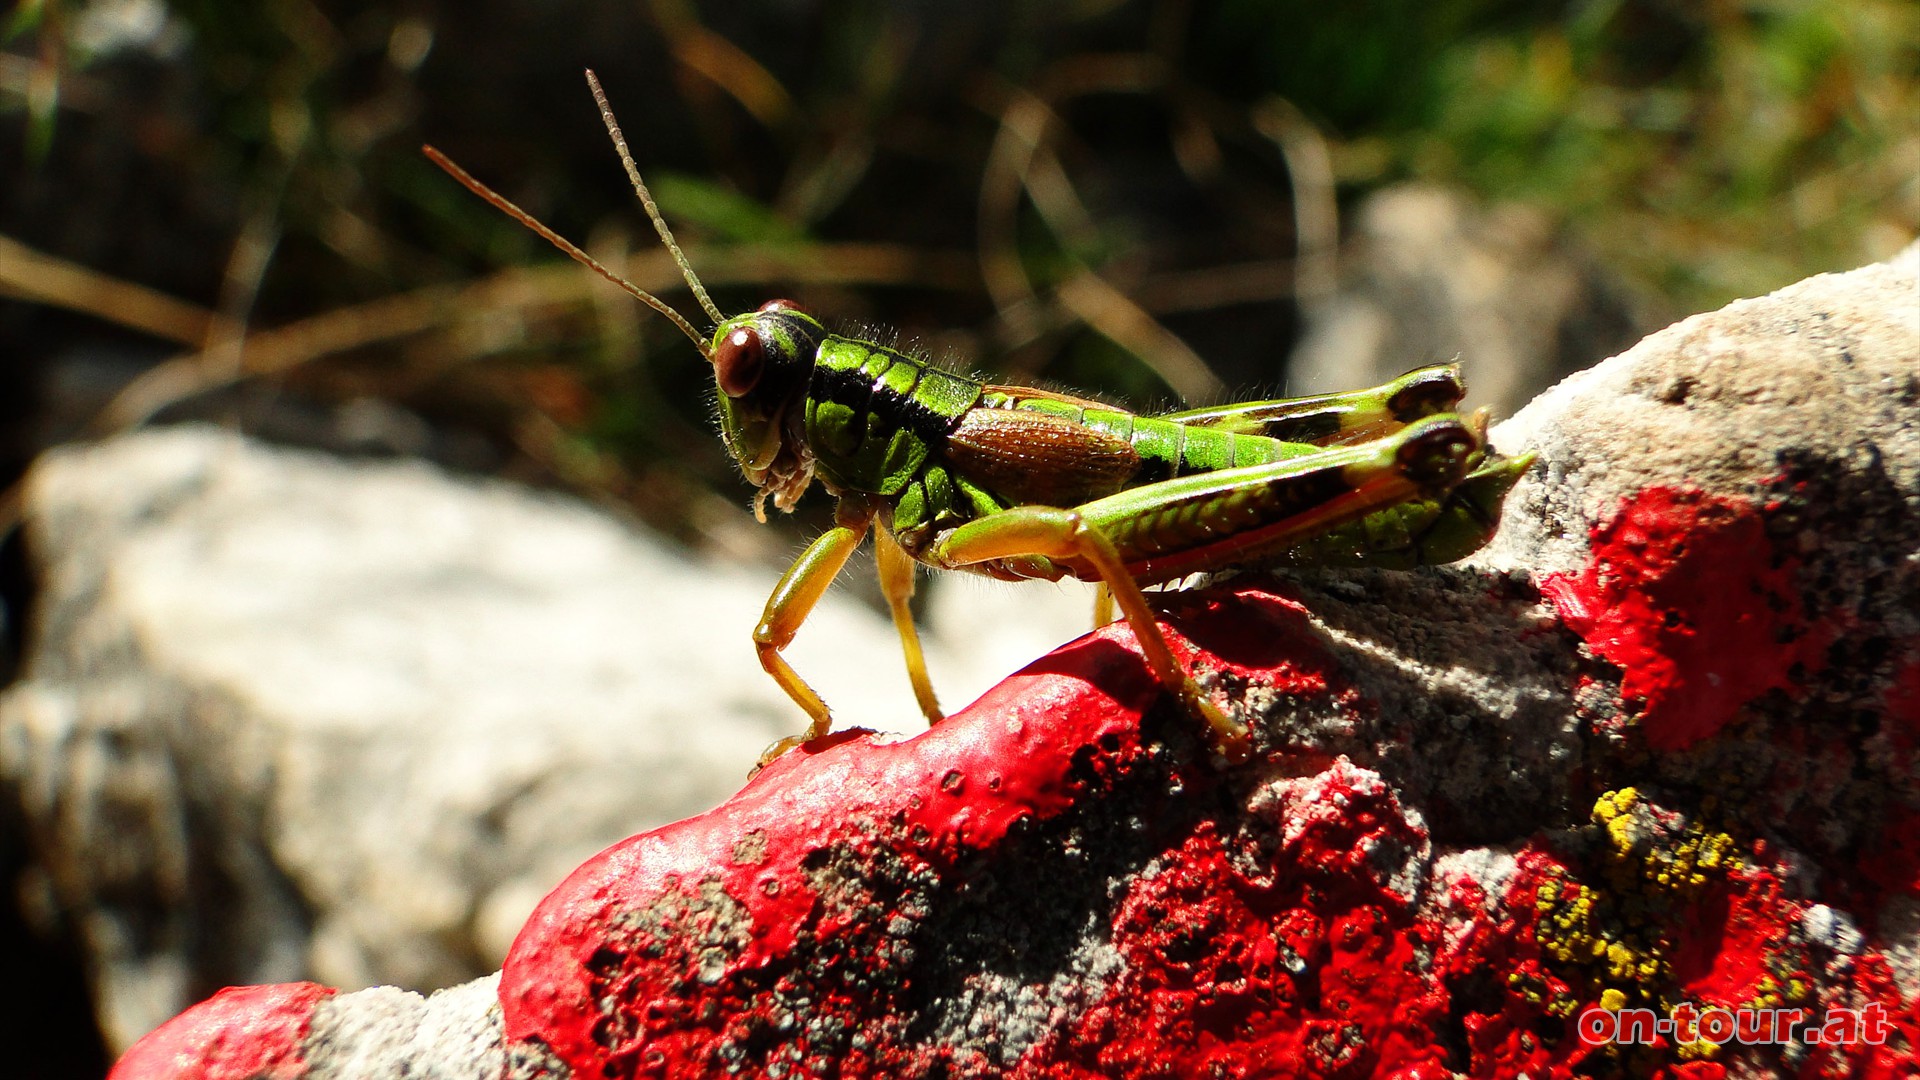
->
426;70;1531;764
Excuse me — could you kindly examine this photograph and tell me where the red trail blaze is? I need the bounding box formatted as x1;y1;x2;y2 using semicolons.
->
1540;487;1827;749
110;982;333;1080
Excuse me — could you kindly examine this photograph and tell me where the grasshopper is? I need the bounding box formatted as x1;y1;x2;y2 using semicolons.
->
425;71;1531;764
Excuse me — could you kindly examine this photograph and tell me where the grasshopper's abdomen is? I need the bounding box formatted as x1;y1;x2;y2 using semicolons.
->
802;336;983;496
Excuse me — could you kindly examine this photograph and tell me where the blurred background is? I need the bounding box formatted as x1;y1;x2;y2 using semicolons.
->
2;0;1916;1073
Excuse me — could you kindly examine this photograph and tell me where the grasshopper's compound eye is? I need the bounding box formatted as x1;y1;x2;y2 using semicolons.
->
715;327;765;397
758;298;806;315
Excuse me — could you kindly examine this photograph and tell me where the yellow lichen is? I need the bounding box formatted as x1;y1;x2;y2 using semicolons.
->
1677;1035;1724;1061
1527;788;1756;1033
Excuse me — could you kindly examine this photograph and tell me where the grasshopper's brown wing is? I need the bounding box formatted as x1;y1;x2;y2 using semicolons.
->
944;407;1142;508
983;383;1117;411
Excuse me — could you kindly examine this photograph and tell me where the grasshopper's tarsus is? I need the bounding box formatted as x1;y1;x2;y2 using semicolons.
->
755;732;813;770
428;73;1533;769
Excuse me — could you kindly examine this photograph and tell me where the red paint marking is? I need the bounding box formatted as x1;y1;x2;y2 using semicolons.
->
1441;849;1592;1078
1831;955;1920;1080
1667;872;1792;1009
109;982;334;1080
1540;487;1828;749
498;588;1373;1077
500;606;1174;1075
1663;863;1920;1079
1059;762;1453;1079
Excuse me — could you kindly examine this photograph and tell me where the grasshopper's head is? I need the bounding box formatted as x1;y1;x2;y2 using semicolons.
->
710;300;828;521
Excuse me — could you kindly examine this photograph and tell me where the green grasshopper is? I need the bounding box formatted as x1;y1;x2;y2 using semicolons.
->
425;71;1530;763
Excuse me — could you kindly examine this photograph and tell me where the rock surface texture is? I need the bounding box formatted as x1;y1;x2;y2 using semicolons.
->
106;247;1920;1076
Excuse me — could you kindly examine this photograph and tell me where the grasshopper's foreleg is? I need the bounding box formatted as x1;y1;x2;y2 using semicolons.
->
927;509;1253;761
874;524;943;725
754;499;875;762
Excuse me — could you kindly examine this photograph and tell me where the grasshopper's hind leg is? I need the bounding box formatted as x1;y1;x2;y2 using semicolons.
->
927;508;1252;761
926;415;1481;761
875;525;943;725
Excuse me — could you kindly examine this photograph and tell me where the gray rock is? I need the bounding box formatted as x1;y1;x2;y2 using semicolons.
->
1477;239;1920;575
1290;184;1651;415
0;429;961;1052
303;976;504;1080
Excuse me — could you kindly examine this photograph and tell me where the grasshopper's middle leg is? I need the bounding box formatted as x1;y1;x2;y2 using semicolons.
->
874;524;943;725
755;499;875;762
1092;583;1115;629
926;508;1252;761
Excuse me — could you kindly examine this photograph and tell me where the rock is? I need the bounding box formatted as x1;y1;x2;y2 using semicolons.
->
1290;184;1650;416
107;977;505;1080
0;428;988;1052
299;976;504;1080
100;246;1920;1076
109;982;336;1080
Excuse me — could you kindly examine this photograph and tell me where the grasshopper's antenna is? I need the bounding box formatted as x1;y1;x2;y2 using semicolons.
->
422;145;713;359
585;68;726;326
